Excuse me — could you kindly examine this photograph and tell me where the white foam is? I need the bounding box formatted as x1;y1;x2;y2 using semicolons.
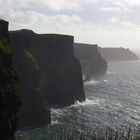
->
73;98;100;107
84;79;108;85
51;120;59;125
51;98;100;113
107;71;115;74
50;98;101;125
51;108;61;112
103;80;108;83
84;80;98;85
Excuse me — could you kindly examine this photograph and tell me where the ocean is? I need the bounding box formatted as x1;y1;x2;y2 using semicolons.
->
16;61;140;139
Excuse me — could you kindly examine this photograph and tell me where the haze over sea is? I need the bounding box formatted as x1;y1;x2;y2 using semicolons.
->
16;60;140;139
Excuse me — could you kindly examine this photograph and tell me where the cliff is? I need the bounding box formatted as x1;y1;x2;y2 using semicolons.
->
98;47;139;61
9;30;85;107
74;43;107;77
0;20;21;139
9;30;51;129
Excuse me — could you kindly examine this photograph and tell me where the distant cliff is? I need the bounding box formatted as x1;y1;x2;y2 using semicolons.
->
0;20;21;139
98;47;139;61
9;30;85;108
74;43;107;77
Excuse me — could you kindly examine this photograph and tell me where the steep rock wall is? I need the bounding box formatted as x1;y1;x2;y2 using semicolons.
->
32;34;85;106
9;30;85;107
9;30;51;129
74;43;107;77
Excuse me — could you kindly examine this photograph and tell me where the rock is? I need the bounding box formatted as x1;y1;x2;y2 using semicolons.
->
0;20;9;42
31;34;85;106
9;30;85;108
9;30;51;129
74;43;107;77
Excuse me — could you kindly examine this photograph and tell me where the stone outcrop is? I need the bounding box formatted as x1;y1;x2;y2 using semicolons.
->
9;30;85;108
0;20;9;42
98;47;139;61
74;43;107;78
0;20;21;140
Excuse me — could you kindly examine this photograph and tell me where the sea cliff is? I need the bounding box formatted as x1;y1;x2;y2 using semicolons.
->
74;43;107;78
9;30;85;108
9;30;51;129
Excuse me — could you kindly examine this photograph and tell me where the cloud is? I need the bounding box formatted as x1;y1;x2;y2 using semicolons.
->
100;7;121;12
109;17;134;27
109;17;121;23
0;0;140;49
0;0;97;33
41;0;82;11
114;0;140;7
0;0;82;16
121;21;133;26
8;10;96;35
98;0;140;12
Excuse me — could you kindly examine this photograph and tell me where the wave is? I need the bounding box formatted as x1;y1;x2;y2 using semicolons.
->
107;71;116;74
73;98;100;107
103;80;108;83
50;98;101;125
51;120;59;125
51;99;100;113
84;79;108;86
84;80;99;85
51;98;100;113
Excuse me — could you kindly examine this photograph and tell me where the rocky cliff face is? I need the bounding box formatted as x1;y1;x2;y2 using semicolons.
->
74;43;107;77
9;30;51;129
10;30;85;107
32;34;85;106
0;20;21;139
98;47;139;61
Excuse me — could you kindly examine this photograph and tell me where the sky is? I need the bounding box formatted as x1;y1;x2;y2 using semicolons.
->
0;0;140;50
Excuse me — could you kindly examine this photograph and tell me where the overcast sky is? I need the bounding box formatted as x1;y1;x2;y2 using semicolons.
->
0;0;140;50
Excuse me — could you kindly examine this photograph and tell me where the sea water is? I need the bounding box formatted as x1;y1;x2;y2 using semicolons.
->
16;61;140;139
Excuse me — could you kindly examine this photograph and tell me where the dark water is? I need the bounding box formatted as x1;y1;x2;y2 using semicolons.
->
16;61;140;139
